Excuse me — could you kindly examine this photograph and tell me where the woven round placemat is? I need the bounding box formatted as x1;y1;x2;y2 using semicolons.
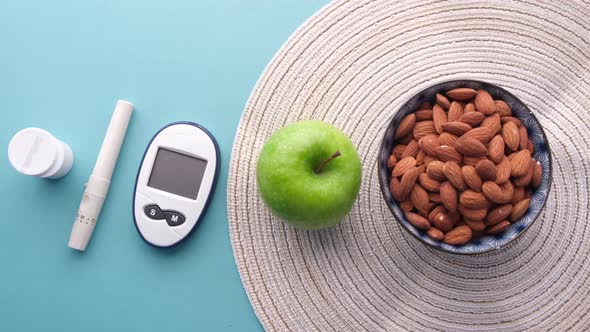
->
227;1;590;331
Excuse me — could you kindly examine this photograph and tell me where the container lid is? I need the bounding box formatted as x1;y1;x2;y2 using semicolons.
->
8;128;59;176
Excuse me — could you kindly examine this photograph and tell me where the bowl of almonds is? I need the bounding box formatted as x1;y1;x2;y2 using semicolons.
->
378;80;552;254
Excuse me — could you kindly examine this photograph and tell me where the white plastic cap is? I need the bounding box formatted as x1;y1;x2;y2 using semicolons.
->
8;128;73;179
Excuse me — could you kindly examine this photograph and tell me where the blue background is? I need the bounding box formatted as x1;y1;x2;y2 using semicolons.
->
0;1;328;331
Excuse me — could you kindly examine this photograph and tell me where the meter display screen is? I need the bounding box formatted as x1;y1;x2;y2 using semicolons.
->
147;148;207;199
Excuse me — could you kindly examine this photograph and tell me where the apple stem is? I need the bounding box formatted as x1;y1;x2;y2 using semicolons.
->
314;150;341;174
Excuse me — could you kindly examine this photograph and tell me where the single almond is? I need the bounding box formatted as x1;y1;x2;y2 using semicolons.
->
418;134;439;156
434;213;454;233
513;158;535;187
426;228;445;241
495;156;511;184
392;156;416;177
432;104;447;134
443;225;472;245
465;219;486;232
481;113;501;134
460;190;488;209
455;137;487;157
510;198;531;221
485;204;513;226
435;145;462;164
459;112;485;127
482;181;508;204
429;205;453;232
461;127;494;144
436;93;451;110
405;212;431;230
462;165;483;192
389;178;403;201
419;173;441;193
401;139;420;159
429;192;441;203
501;181;514;204
519;126;528;150
442;122;472;136
438;132;459;146
415;149;426;165
394;113;416;139
440;181;458;212
464;102;475;113
502;121;520;151
446;88;477;101
458;205;487;220
387;154;397;169
399;200;414;212
463;156;487;167
415;109;433;121
495;100;512;117
488;135;505;164
428;205;445;223
487;220;511;235
527;139;535;154
419;102;432;110
410;185;430;215
443;161;466;191
511;186;525;205
510;149;531;177
413;121;437;140
447;102;464;122
532;161;542;188
398;167;419;201
392;144;406;159
475;159;497;181
474;90;496;115
501;116;522;127
426;161;446;181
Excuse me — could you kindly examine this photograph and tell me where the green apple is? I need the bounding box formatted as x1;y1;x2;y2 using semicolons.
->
256;120;362;230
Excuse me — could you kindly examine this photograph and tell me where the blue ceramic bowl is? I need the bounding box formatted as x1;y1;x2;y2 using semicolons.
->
378;80;552;254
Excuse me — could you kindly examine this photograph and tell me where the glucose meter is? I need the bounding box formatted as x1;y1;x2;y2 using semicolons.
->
133;122;220;247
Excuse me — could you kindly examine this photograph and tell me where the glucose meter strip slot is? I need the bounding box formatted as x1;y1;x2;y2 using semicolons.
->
68;100;133;251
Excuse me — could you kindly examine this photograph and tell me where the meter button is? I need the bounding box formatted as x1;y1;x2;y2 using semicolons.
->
164;211;185;227
144;205;164;220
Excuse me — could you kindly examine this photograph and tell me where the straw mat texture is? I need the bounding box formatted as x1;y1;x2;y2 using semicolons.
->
228;1;590;330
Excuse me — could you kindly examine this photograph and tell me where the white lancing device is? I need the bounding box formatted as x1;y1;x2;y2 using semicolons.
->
68;100;133;251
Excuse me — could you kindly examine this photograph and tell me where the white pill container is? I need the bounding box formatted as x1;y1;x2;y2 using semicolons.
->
8;128;74;179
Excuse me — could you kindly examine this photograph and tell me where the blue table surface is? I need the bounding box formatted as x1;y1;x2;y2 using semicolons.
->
0;1;329;331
